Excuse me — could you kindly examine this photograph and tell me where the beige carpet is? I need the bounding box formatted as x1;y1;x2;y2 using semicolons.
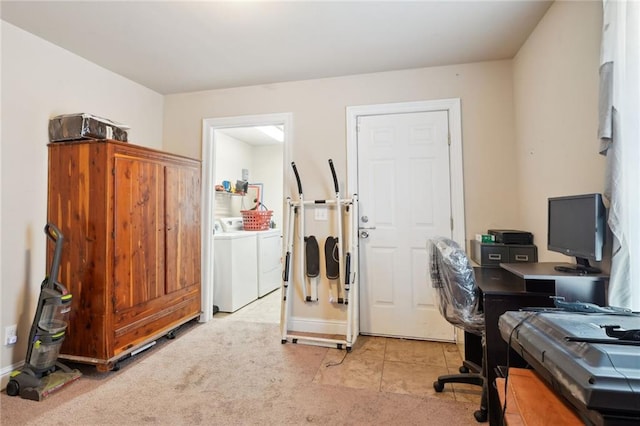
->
1;311;479;425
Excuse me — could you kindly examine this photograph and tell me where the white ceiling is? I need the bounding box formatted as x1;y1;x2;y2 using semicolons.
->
217;126;282;146
1;1;553;95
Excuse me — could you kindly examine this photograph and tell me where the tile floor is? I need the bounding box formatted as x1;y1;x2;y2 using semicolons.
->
215;290;482;405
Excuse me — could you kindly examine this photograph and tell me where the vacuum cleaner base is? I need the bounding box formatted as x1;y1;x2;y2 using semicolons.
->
8;362;82;401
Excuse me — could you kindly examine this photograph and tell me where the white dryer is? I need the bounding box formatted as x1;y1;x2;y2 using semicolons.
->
256;229;282;297
213;217;258;312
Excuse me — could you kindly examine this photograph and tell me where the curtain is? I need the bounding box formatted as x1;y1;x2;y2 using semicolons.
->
599;0;640;311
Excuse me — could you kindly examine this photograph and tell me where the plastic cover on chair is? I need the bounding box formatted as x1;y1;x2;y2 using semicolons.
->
427;237;484;336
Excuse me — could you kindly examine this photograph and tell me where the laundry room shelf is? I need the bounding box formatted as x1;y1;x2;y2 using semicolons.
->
215;191;246;197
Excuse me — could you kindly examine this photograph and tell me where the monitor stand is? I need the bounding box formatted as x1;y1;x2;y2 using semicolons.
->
554;257;601;275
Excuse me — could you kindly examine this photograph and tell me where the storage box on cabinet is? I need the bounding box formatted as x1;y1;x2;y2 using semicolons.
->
470;240;537;267
48;113;129;142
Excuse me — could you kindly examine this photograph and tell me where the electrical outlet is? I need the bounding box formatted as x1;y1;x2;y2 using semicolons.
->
5;325;17;345
314;207;328;221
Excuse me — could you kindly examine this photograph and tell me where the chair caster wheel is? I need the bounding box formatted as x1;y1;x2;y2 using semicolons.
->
433;381;444;392
473;409;487;422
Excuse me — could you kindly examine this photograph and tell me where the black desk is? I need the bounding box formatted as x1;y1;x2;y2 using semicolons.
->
472;264;609;426
500;262;608;306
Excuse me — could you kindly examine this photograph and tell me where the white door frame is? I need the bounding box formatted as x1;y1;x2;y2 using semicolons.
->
200;113;293;322
346;99;465;338
346;99;465;247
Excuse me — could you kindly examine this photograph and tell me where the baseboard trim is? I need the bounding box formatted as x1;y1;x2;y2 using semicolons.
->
1;360;24;390
289;316;346;335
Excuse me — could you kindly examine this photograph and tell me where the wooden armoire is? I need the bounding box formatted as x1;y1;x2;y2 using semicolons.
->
47;140;201;371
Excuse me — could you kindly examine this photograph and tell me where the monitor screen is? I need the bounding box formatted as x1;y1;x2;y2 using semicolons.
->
547;193;605;271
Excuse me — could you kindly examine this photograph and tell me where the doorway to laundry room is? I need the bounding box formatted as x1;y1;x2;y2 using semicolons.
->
201;113;292;322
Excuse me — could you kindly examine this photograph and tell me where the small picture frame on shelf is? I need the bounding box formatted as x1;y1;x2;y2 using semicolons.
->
247;183;263;209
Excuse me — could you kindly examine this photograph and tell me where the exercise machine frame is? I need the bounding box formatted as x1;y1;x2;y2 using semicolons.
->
280;160;359;351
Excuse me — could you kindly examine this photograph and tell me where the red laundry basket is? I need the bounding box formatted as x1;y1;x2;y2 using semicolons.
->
241;206;273;231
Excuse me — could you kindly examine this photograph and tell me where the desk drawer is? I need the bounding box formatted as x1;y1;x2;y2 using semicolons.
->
470;240;537;268
471;240;509;267
509;246;538;263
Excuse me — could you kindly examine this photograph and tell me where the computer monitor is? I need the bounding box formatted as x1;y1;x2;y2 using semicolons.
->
547;193;606;274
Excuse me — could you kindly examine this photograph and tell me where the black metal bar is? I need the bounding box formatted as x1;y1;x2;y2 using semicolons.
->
44;223;64;289
344;252;351;291
291;162;303;196
283;252;291;282
328;159;339;193
565;337;640;346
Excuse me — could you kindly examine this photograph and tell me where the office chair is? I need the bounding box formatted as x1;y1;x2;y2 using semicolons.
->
428;237;487;423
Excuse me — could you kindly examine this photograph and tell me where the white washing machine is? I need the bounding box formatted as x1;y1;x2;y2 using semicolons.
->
256;229;282;297
213;217;258;312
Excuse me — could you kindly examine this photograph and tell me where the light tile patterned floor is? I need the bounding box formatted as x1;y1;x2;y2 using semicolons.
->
217;289;482;406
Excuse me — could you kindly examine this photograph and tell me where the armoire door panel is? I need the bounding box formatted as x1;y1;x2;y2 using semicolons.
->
113;156;166;311
164;165;201;293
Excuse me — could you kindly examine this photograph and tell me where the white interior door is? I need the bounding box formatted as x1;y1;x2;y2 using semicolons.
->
357;110;455;340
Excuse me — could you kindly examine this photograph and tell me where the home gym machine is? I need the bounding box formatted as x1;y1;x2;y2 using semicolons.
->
280;159;359;351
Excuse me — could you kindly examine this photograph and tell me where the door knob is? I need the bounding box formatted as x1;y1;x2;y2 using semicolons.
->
361;216;369;223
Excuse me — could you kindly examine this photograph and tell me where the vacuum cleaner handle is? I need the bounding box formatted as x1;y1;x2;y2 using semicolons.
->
291;162;303;196
328;159;339;194
45;222;64;285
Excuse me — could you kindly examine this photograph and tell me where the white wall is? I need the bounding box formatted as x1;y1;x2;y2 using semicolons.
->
214;132;253;216
0;21;164;378
163;60;519;323
513;1;605;263
214;132;253;190
164;60;520;247
213;134;283;228
251;144;284;230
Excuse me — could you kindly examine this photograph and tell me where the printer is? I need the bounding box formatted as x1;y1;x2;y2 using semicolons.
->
499;310;640;425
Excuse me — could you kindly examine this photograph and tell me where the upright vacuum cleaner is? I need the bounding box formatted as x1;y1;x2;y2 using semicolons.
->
6;223;81;401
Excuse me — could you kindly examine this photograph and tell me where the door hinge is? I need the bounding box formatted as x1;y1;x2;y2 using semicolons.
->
448;132;451;146
450;217;454;230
